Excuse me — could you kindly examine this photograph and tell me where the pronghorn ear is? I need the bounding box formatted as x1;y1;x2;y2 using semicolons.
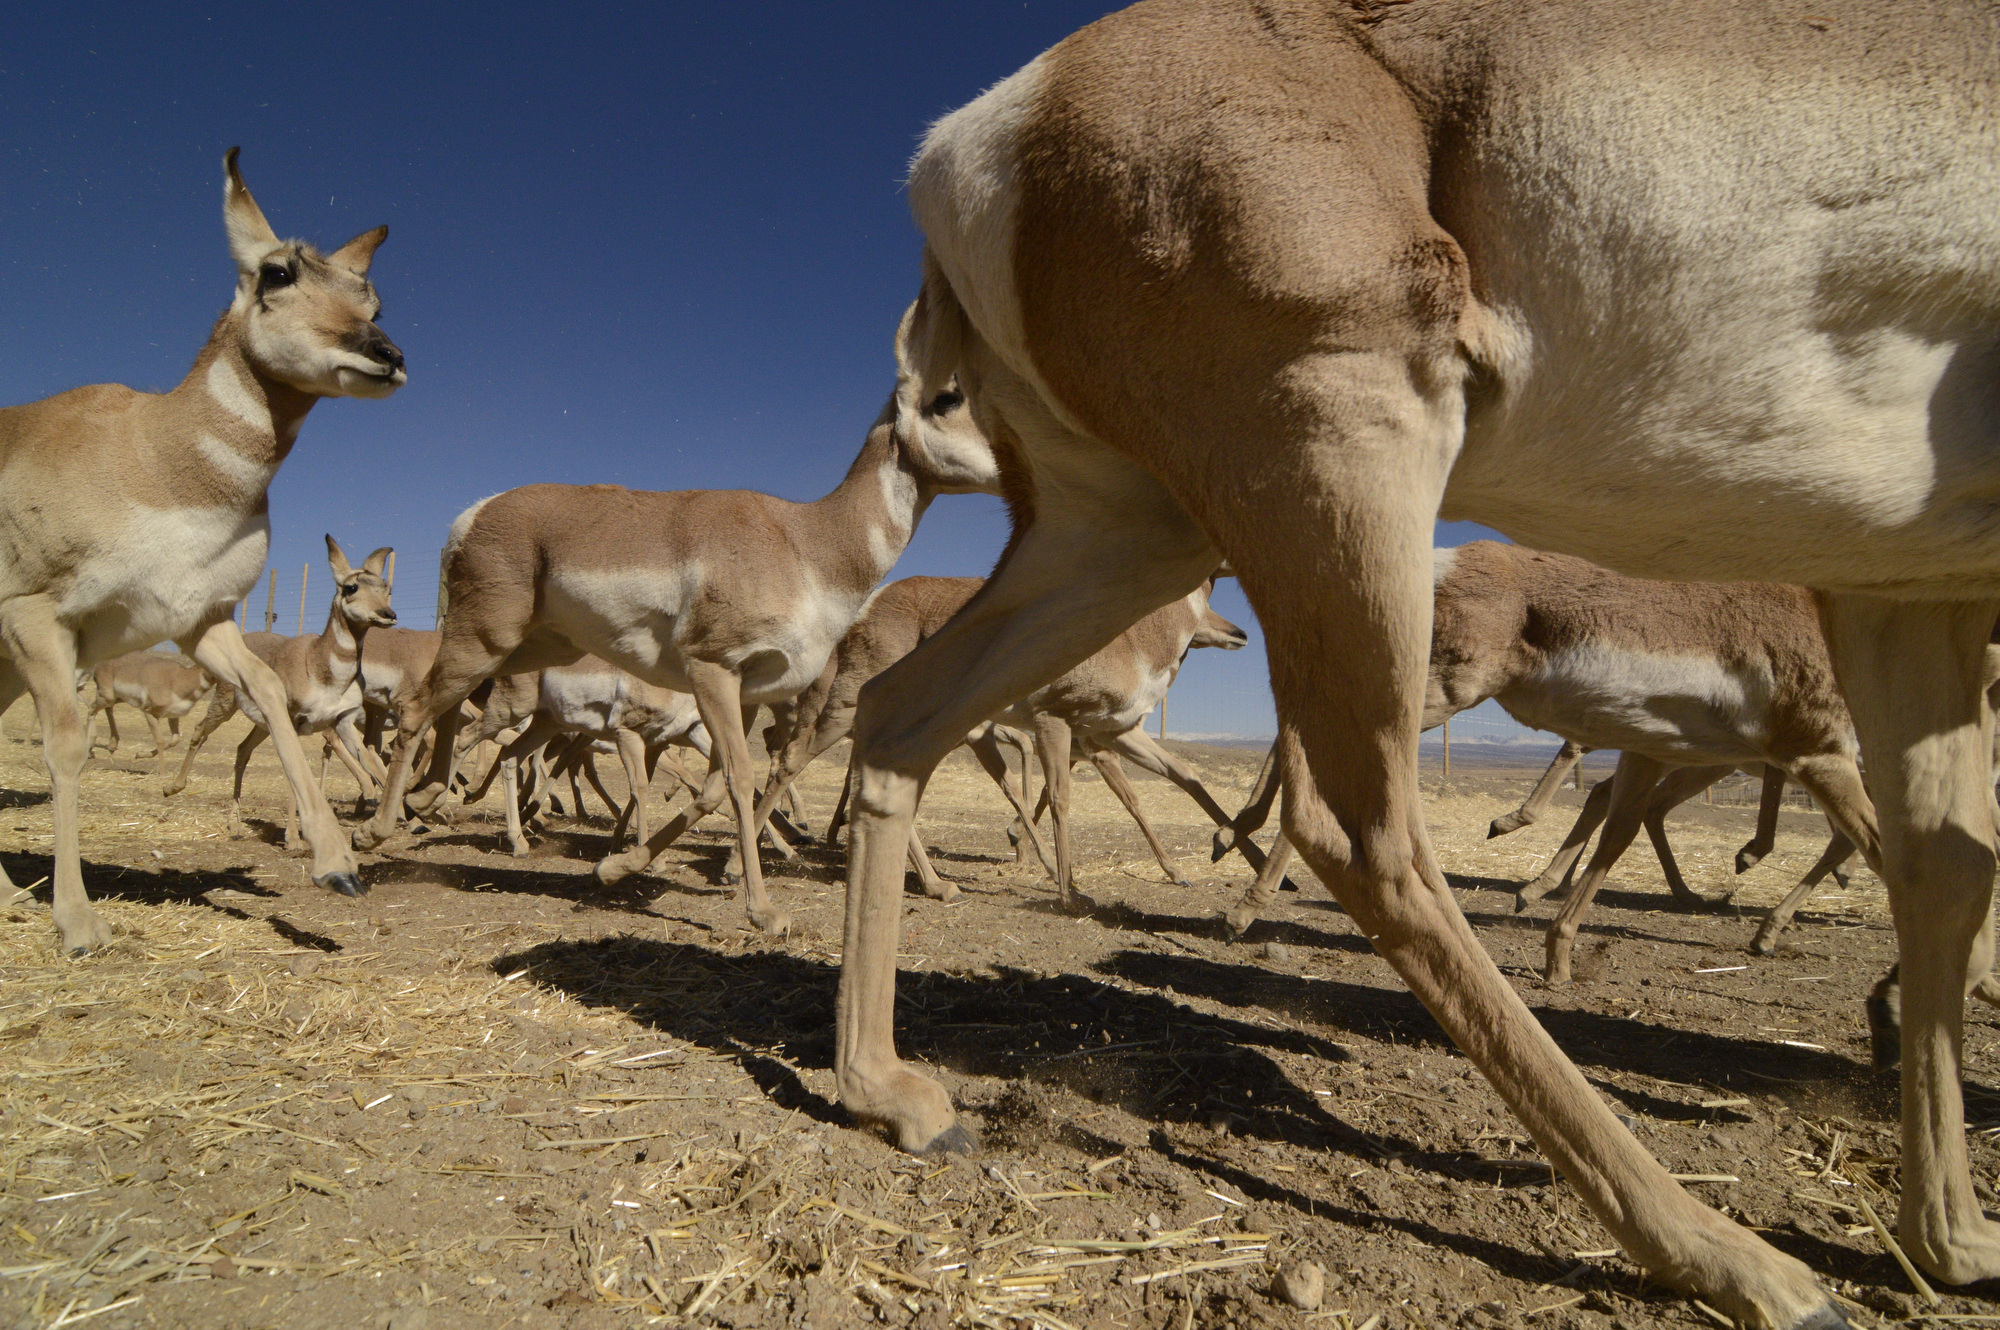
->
222;148;281;278
361;547;393;580
893;250;967;417
325;534;354;579
329;226;388;277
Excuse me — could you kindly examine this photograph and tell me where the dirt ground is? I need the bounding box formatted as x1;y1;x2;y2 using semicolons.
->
2;702;1995;1330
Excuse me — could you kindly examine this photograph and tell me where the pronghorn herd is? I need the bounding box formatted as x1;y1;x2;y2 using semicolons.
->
5;4;1998;1323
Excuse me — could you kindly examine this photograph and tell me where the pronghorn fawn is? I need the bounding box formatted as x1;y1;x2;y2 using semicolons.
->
0;150;401;952
83;650;215;773
168;537;396;848
354;308;1000;936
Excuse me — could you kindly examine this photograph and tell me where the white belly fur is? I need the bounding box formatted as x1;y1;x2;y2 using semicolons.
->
1497;645;1776;766
65;505;270;666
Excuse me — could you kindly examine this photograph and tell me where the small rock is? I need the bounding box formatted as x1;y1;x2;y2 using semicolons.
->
1260;942;1293;963
478;1099;500;1113
287;955;321;978
1271;1261;1324;1311
501;1096;528;1115
211;1254;237;1281
133;1163;168;1184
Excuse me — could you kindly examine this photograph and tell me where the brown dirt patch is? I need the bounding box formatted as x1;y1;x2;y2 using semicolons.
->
0;705;1991;1328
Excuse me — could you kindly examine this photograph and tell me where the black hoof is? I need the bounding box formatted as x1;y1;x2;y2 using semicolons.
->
1787;1304;1852;1330
919;1123;980;1157
320;872;367;898
1512;893;1532;914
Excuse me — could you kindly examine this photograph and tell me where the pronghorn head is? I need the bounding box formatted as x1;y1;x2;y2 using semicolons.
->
887;266;1002;496
1188;577;1248;651
224;149;406;400
325;536;398;629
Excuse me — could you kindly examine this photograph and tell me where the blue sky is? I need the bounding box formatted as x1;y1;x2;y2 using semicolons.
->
0;2;1521;743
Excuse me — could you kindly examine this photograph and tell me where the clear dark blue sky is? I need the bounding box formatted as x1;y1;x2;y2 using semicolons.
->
0;2;1510;741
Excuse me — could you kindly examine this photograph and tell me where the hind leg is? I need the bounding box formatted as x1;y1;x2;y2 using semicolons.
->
0;600;101;951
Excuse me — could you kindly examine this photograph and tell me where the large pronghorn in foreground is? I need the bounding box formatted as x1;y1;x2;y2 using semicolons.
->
354;321;1000;935
842;3;1999;1323
0;150;402;952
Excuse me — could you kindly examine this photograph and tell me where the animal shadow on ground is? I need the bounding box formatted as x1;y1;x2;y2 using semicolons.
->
361;855;722;917
0;787;49;810
0;852;266;910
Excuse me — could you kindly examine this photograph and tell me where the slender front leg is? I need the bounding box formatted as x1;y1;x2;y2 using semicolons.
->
1087;746;1191;885
611;729;649;848
965;726;1055;875
141;711;167;761
1637;763;1734;905
1516;776;1613;906
1543;752;1670;982
164;683;238;798
1749;830;1858;954
1032;713;1077;902
1109;727;1271;874
1820;593;2000;1285
0;601;102;952
185;620;362;897
500;753;530;855
1213;739;1279;860
1738;764;1787;873
1490;740;1587;838
1224;832;1295;939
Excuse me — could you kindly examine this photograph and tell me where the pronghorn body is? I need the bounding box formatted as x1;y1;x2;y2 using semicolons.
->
355;323;1001;935
168;539;396;847
844;3;2000;1323
459;657;712;857
0;151;401;952
83;650;214;766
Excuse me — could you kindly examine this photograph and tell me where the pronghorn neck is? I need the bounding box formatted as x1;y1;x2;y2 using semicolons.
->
802;424;928;592
171;311;320;483
311;596;368;690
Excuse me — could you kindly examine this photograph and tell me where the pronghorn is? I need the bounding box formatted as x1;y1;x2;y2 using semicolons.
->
352;324;1001;936
455;657;712;857
82;650;215;771
0;151;400;952
167;538;396;847
849;4;2000;1319
1212;740;1797;939
742;573;1257;901
1421;543;1875;982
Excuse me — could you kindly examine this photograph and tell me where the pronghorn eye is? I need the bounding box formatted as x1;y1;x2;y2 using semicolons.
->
928;389;964;414
260;263;294;290
342;582;358;595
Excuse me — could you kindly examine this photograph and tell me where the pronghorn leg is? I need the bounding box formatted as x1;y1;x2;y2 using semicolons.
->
1637;763;1735;905
611;729;648;849
1087;746;1189;886
1737;763;1786;874
165;682;239;798
1515;776;1614;907
1213;739;1279;860
598;663;788;934
330;714;377;815
231;725;275;842
1749;830;1858;954
1032;714;1078;903
784;781;811;838
0;606;100;952
905;827;956;901
91;695;119;756
825;762;852;845
1819;593;1996;1285
1542;752;1671;982
141;710;168;762
1224;833;1295;939
965;727;1055;876
1106;727;1272;874
1489;740;1588;838
500;754;530;856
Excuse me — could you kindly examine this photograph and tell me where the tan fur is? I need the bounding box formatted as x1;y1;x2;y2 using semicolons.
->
843;3;2000;1322
167;538;395;849
354;318;1001;936
83;650;214;772
0;152;403;950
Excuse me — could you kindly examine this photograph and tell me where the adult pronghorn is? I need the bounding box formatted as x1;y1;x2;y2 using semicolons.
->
1421;542;1875;980
167;537;396;847
0;150;400;952
353;323;1001;935
839;3;1999;1322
